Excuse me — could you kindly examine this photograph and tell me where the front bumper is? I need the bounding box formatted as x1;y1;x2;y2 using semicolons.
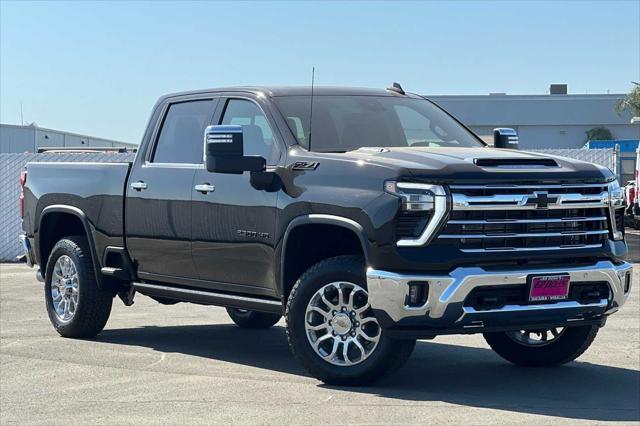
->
367;261;633;337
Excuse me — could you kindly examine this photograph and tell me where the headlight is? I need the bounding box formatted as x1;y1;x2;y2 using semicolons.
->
607;180;625;241
384;181;448;247
608;180;625;208
384;181;446;211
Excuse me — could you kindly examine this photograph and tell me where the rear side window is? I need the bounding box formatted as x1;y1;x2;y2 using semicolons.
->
152;100;214;164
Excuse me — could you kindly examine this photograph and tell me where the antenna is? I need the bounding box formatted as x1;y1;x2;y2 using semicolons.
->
308;67;315;151
387;82;405;95
20;102;24;125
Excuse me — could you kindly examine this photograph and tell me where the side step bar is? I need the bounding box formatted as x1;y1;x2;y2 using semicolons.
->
101;267;131;281
132;282;283;314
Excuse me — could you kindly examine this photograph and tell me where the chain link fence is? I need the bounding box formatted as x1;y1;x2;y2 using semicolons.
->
529;148;618;174
0;148;618;262
1;152;135;262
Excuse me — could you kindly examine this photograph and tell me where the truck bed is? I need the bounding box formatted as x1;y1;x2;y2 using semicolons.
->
23;161;132;263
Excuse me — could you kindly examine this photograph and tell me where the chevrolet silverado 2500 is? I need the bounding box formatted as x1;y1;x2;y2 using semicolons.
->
20;86;633;385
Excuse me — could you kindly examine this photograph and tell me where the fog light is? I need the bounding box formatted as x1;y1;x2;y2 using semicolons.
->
406;281;429;307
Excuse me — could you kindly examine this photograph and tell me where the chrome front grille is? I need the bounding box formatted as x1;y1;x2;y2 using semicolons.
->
440;184;610;252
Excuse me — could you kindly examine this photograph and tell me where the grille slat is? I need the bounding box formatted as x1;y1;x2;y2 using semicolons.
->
441;184;610;252
449;216;607;225
439;230;609;239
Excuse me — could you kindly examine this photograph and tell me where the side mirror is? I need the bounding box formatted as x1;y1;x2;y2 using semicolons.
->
493;128;519;149
204;125;266;174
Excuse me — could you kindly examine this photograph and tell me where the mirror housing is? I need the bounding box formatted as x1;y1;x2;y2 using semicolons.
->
204;125;266;174
493;128;519;149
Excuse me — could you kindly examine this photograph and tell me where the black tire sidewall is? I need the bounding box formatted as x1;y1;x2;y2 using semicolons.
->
225;307;281;328
286;256;413;385
44;237;112;338
484;325;599;367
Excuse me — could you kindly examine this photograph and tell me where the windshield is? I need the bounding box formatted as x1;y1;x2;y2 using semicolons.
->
273;95;484;152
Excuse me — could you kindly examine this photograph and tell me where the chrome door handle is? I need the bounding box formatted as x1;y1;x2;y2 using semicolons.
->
194;183;215;194
131;181;147;191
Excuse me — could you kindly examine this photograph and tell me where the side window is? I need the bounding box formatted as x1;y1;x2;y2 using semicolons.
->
221;99;275;160
152;100;214;164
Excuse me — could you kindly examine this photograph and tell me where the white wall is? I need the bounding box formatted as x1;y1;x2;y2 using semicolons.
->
0;126;35;153
1;124;136;153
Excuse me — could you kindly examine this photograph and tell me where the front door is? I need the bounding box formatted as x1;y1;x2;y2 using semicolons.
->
126;98;217;280
191;98;281;294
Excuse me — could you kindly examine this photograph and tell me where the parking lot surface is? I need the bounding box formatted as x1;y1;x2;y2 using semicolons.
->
1;232;639;425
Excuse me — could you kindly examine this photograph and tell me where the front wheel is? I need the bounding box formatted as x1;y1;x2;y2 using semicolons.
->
483;325;599;367
285;255;415;386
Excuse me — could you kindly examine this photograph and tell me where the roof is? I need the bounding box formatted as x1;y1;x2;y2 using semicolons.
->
0;123;136;146
161;86;419;100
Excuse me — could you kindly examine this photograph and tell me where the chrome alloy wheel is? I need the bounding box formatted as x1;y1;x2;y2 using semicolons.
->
507;327;567;347
51;255;79;322
304;282;381;366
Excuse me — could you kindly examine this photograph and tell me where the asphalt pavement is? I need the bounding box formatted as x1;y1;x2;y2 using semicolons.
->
0;231;638;425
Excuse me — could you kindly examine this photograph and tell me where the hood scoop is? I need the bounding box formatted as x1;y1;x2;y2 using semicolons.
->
474;158;559;169
356;147;390;153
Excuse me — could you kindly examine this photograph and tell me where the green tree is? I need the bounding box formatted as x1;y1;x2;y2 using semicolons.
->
615;82;640;117
585;127;614;141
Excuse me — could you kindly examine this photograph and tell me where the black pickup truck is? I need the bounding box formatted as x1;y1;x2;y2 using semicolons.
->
20;85;633;385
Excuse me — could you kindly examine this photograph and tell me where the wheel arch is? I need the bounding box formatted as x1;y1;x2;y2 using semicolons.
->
278;214;370;301
37;205;104;289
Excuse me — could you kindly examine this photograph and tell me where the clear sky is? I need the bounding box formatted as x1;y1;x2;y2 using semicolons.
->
1;0;638;143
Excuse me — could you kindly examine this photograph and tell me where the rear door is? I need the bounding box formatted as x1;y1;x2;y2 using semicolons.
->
126;98;218;280
191;97;282;294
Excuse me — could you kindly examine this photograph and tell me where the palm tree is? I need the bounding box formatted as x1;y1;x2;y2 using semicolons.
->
615;82;640;123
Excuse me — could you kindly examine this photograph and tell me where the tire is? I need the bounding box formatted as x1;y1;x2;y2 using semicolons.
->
285;255;415;386
483;325;599;367
226;308;281;328
44;236;113;338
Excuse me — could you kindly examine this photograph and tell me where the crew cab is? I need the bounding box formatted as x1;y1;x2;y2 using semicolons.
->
20;85;633;385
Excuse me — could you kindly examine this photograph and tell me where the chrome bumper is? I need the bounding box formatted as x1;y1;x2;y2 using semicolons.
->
367;261;633;327
19;235;44;282
19;234;35;267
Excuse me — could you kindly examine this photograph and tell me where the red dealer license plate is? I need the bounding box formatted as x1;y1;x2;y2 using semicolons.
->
528;275;571;302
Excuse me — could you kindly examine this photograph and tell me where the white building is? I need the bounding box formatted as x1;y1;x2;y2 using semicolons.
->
429;90;640;149
0;123;136;153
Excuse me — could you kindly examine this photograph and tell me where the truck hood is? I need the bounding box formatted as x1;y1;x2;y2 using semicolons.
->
345;146;614;184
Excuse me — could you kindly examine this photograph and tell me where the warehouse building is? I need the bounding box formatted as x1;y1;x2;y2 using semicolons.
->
0;123;136;153
429;87;639;149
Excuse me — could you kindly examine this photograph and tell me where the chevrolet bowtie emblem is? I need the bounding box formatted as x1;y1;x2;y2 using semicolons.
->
522;191;559;209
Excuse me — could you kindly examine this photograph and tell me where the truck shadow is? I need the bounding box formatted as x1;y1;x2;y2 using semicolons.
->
96;324;640;422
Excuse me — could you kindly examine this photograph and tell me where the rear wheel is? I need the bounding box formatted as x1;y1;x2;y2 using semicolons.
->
286;255;415;386
484;325;599;367
226;308;281;329
44;236;113;338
